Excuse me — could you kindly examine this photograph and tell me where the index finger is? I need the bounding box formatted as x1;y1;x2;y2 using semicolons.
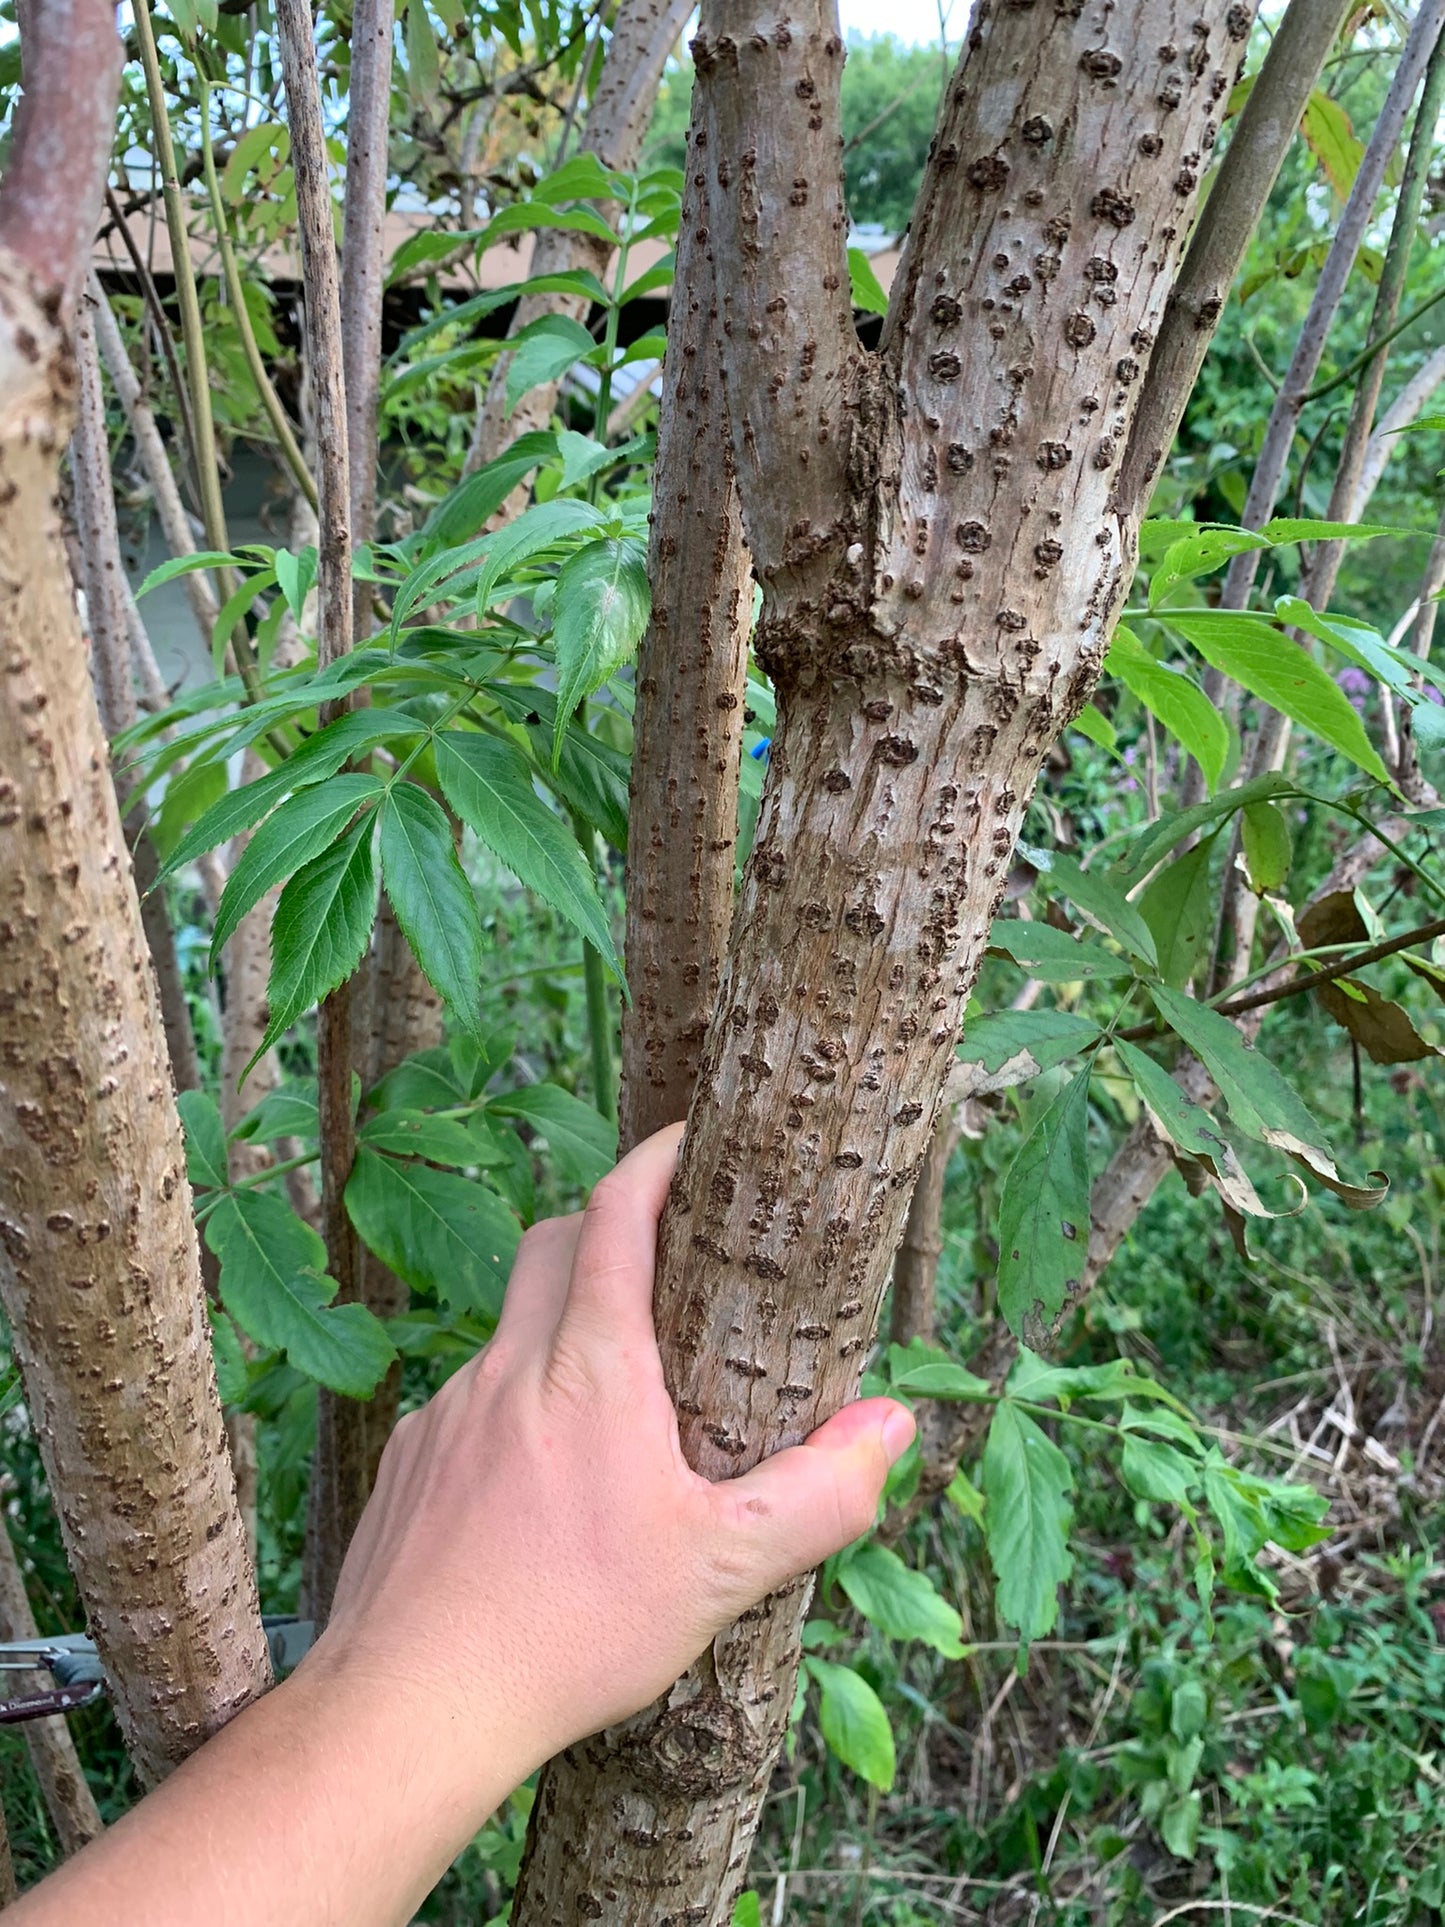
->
558;1120;685;1350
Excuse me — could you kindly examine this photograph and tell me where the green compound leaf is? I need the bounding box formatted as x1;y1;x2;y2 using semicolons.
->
345;1147;521;1318
258;814;380;1064
379;782;484;1036
837;1543;966;1657
211;773;384;961
434;732;620;975
996;1067;1092;1339
805;1658;896;1790
204;1190;395;1397
980;1402;1074;1642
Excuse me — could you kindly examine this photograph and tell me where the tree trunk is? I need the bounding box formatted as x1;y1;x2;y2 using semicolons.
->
0;6;272;1773
512;3;1247;1917
0;1519;103;1855
619;106;751;1154
465;0;694;477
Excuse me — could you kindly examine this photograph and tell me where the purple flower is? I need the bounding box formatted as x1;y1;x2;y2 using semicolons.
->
1336;665;1371;714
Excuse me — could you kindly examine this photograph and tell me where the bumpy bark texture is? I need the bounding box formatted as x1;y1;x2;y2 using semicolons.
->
0;263;271;1787
513;4;1249;1918
0;1518;103;1855
619;115;751;1153
466;0;694;476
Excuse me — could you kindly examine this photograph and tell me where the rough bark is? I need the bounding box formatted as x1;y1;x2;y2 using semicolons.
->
465;0;694;476
889;1063;970;1350
0;1802;13;1908
0;265;271;1789
1117;0;1352;516
512;5;1248;1918
72;298;203;1096
0;1520;103;1855
340;0;395;635
619;107;752;1154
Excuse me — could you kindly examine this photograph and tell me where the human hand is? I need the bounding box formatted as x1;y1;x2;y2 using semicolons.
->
312;1121;914;1812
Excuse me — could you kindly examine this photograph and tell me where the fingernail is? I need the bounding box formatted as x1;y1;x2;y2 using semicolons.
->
881;1404;917;1465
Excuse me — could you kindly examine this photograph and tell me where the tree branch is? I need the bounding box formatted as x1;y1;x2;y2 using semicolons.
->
276;0;366;1628
1219;0;1445;612
0;0;120;317
619;95;752;1152
340;0;395;635
1117;0;1352;517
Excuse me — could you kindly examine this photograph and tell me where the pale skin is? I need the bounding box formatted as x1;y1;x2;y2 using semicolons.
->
11;1123;915;1925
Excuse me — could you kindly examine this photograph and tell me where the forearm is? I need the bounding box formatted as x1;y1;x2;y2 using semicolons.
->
7;1650;528;1927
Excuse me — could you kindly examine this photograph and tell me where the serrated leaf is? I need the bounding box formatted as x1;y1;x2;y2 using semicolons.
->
1164;612;1390;786
259;815;379;1060
1042;853;1157;968
474;496;606;612
160;711;423;882
204;1189;396;1397
1115;1038;1279;1220
434;732;620;974
886;1340;991;1401
980;1403;1073;1641
1241;799;1292;895
996;1068;1092;1339
805;1658;895;1789
1138;833;1218;988
345;1147;520;1317
209;1305;250;1405
1121;1434;1199;1508
1151;985;1386;1207
1107;626;1229;792
1300;90;1363;200
357;1109;502;1166
1115;774;1292;881
987;923;1135;981
212;773;384;960
551;537;651;759
220;120;288;203
231;1084;319;1145
487;1083;616;1189
379;783;483;1035
488;683;631;852
422;431;559;545
957;1009;1101;1090
505;315;596;415
177;1089;228;1191
135;549;238;599
556;430;615;490
274;545;318;619
1147;527;1270;607
153;756;229;864
838;1544;965;1656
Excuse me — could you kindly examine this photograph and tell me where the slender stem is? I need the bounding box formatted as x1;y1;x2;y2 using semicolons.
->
1114;912;1445;1040
573;814;617;1124
198;75;318;510
590;194;635;452
131;0;264;698
1304;280;1445;405
102;182;201;501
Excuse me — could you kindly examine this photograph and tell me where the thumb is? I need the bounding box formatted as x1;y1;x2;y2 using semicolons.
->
709;1399;917;1609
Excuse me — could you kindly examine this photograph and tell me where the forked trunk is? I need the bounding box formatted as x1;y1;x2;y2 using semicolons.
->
513;2;1249;1916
